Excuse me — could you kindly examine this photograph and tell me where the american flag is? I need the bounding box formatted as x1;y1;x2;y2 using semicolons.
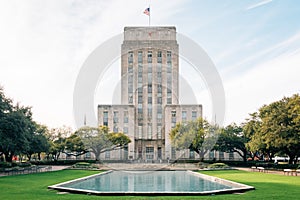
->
143;7;150;16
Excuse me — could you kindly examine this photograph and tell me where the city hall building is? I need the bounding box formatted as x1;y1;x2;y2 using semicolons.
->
98;26;202;161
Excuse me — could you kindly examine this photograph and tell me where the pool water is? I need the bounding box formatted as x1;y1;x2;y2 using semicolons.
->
63;171;231;192
49;170;254;195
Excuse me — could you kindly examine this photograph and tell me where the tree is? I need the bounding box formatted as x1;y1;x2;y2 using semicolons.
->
0;105;34;162
170;118;217;160
24;123;50;161
47;126;72;161
0;86;13;158
63;133;88;158
75;126;131;161
214;123;250;162
246;94;300;164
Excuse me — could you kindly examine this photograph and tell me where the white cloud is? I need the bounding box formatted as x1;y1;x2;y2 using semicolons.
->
246;0;273;10
222;31;300;78
223;49;300;125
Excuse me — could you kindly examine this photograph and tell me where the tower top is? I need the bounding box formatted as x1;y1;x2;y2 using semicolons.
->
124;26;176;41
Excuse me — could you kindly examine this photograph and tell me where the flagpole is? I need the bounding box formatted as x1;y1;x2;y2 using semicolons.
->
149;5;151;26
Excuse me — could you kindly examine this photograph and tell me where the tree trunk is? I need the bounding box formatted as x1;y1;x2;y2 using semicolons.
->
287;154;295;164
5;152;13;162
95;152;101;161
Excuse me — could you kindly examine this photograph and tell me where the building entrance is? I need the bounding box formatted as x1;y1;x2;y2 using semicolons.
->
146;147;154;160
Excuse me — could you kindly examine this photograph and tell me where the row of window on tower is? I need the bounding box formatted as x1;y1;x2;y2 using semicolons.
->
128;51;172;64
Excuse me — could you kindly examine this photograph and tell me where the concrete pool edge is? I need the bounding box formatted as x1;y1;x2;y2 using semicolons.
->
48;170;255;196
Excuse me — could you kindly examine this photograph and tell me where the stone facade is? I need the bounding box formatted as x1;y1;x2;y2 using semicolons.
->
95;27;239;161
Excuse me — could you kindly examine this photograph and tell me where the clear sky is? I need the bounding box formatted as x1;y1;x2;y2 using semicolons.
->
1;0;300;129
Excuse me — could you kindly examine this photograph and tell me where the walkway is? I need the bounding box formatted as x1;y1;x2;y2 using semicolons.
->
0;165;70;177
235;167;300;176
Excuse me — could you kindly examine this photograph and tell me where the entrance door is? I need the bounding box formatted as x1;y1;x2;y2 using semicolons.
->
157;147;162;159
138;146;142;159
146;147;154;160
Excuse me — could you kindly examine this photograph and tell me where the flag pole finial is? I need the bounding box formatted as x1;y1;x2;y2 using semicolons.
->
143;6;150;26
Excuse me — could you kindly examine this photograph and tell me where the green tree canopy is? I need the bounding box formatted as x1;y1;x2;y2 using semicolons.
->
75;126;131;161
246;94;300;163
170;118;217;160
214;123;250;162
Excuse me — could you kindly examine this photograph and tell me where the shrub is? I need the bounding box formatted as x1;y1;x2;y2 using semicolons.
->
207;163;230;169
72;162;99;169
0;162;12;168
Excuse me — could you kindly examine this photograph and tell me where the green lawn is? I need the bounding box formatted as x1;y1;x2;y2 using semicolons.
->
0;169;299;200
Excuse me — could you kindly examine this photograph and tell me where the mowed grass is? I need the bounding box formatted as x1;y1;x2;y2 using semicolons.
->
0;169;300;200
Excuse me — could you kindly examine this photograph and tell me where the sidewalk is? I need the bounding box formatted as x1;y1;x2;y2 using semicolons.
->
0;165;70;177
235;167;299;176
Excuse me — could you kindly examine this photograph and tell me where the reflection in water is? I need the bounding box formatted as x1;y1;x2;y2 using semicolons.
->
64;171;232;192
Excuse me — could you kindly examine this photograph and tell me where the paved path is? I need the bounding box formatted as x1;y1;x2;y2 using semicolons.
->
235;167;300;176
0;165;70;177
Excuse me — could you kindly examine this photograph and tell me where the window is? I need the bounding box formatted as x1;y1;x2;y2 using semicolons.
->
148;106;152;117
192;111;197;120
148;73;152;83
171;117;176;123
157;51;162;63
138;63;143;72
113;125;118;132
148;124;152;139
138;51;143;63
138;95;143;103
157;106;162;114
124;111;128;123
171;111;176;117
182;111;187;121
138;104;143;113
146;147;154;160
128;65;133;73
167;91;172;104
209;151;214;160
105;151;110;159
128;93;133;103
148;97;152;104
103;111;108;125
157;147;162;159
219;151;224;160
128;83;133;93
138;76;143;84
128;74;133;83
157;97;162;104
157;84;162;93
148;84;152;93
171;111;176;125
167;51;172;62
157;125;162;139
113;111;118;123
171;147;176;159
167;62;172;73
128;51;133;63
147;51;152;63
229;152;234;160
123;127;128;134
189;150;195;159
157;63;162;83
138;126;142;139
85;152;91;158
148;63;152;73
